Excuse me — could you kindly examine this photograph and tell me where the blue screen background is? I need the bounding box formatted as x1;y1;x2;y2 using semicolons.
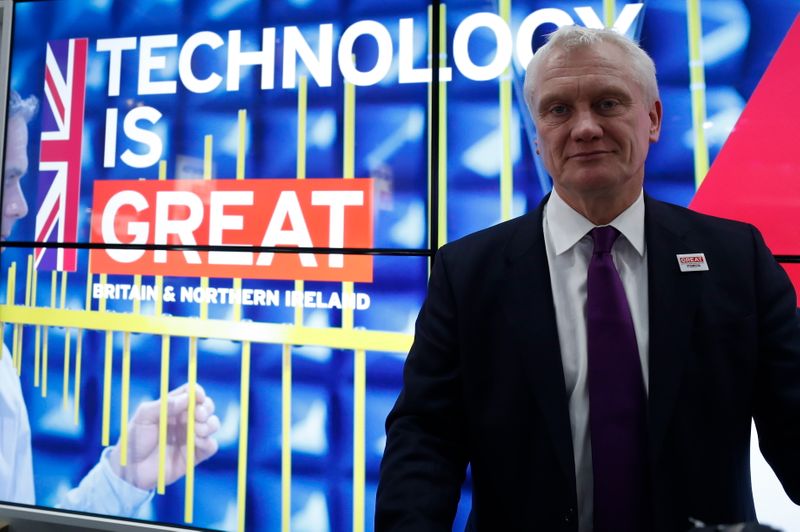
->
2;0;799;530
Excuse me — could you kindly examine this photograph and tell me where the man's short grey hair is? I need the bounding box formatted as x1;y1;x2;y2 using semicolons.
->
8;89;38;123
523;25;659;112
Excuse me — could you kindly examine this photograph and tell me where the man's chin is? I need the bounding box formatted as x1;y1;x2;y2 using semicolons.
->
561;168;640;193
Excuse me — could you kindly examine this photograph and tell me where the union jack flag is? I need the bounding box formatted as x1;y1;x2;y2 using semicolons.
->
35;38;88;271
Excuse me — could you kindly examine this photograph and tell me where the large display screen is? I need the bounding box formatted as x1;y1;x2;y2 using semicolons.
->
1;0;799;531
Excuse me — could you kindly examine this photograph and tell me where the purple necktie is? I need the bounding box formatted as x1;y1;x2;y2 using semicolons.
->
587;226;649;532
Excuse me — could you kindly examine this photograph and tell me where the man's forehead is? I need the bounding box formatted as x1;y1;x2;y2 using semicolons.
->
538;72;631;92
541;43;626;77
532;44;638;100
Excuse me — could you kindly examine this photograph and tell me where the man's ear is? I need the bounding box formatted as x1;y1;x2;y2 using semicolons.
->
649;99;663;143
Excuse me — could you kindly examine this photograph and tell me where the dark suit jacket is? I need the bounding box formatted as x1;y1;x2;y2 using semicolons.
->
376;196;800;531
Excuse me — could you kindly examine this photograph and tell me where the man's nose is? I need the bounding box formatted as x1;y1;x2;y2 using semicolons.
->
4;185;29;219
570;109;603;142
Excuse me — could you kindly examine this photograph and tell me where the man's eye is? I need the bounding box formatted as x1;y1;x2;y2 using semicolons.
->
597;99;619;111
549;104;568;115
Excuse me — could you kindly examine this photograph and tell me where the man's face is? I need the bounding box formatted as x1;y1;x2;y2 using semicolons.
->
1;115;30;241
530;41;662;208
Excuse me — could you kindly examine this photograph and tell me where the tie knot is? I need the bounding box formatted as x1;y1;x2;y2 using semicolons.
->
591;226;620;254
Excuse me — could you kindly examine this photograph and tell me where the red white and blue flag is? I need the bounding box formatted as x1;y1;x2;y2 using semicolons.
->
35;38;88;271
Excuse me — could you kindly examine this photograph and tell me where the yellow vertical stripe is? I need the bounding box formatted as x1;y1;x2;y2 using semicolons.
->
34;325;41;387
438;3;448;247
60;271;67;308
156;159;170;493
343;73;355;180
33;268;40;387
343;60;362;531
16;255;32;375
8;263;17;372
281;343;292;532
290;297;302;330
62;329;71;410
121;271;141;460
84;253;93;312
342;73;356;331
98;274;107;312
12;324;20;376
343;34;364;532
499;0;513;221
200;135;213;321
232;110;247;322
13;324;21;375
203;135;213;180
295;75;309;326
74;331;82;426
42;270;57;397
235;107;250;532
155;275;164;317
15;256;32;374
237;110;247;181
75;253;91;418
102;330;113;446
237;340;251;532
297;75;308;181
59;272;68;385
120;332;131;465
41;326;49;398
184;337;198;523
7;263;16;305
352;348;366;532
229;277;242;323
132;274;142;315
427;3;434;257
14;257;25;373
25;256;32;307
603;0;617;28
342;282;354;330
199;281;209;320
686;0;710;187
157;334;170;494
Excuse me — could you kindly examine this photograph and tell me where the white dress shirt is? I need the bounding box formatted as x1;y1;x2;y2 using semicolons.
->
0;343;152;516
543;189;649;532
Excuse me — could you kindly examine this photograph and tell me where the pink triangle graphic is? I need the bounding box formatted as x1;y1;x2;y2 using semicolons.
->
690;15;800;289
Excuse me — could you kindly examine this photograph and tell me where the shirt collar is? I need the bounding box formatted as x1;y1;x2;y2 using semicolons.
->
545;188;646;256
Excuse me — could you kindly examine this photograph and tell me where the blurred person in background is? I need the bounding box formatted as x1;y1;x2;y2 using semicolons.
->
1;89;221;517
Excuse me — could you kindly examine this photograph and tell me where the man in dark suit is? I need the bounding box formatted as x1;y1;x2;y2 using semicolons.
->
375;25;800;532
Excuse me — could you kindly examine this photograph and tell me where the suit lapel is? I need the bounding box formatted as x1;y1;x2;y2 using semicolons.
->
501;199;576;488
645;197;705;459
